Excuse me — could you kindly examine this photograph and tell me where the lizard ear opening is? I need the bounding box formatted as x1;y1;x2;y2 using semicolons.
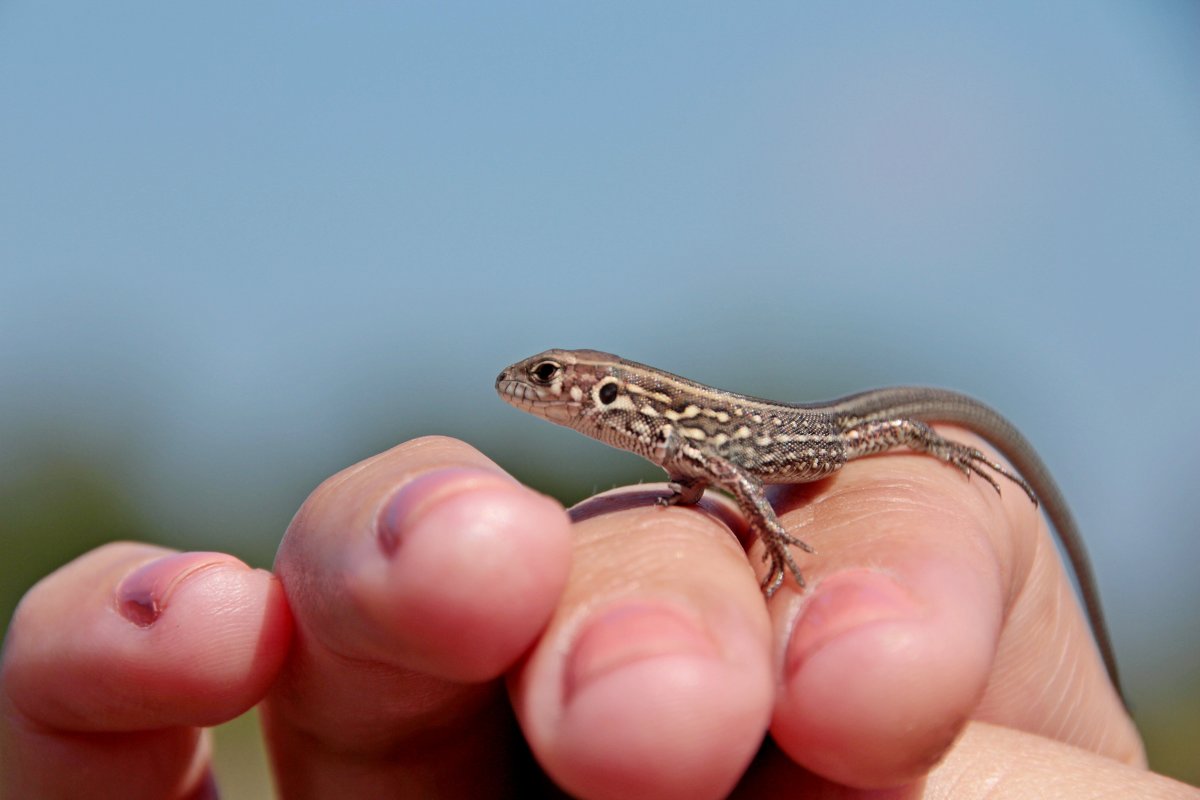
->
598;381;619;404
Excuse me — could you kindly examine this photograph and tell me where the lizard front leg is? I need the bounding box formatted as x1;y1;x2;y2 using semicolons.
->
707;457;816;596
661;433;815;596
661;475;707;506
653;425;710;507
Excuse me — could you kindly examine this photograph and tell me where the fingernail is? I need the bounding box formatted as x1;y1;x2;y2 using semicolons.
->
116;552;230;626
565;603;718;701
786;570;923;678
377;467;512;556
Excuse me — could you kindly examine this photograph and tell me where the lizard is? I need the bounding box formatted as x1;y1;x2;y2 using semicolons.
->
495;348;1122;698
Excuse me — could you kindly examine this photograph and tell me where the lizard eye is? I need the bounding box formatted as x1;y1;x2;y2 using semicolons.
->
598;382;619;404
529;361;560;384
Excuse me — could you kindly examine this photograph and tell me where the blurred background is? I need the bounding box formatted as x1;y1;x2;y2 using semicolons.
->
2;1;1197;793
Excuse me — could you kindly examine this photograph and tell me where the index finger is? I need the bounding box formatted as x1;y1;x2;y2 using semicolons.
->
263;436;572;797
760;428;1141;787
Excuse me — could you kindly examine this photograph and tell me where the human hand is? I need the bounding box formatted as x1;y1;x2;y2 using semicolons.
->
4;435;1188;799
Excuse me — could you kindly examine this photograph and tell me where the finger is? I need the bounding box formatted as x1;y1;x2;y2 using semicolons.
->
0;542;290;800
509;487;774;800
732;722;1175;800
762;428;1141;788
924;721;1186;799
263;436;571;798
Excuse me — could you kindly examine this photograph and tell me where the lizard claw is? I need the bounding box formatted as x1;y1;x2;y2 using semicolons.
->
758;526;808;595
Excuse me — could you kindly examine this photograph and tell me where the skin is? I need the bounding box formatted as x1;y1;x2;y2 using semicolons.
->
1;435;1193;799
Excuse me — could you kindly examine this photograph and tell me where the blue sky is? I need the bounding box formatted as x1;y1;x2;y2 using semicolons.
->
2;2;1198;707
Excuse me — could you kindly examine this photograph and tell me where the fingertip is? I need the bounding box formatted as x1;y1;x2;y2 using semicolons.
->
519;601;771;800
136;555;293;724
349;470;572;680
7;549;292;732
1;545;290;800
783;569;926;678
771;565;996;787
765;432;1141;780
555;657;765;800
511;501;775;800
275;439;575;683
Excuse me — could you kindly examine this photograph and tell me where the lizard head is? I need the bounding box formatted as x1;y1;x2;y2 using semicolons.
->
496;348;682;456
495;349;623;427
494;347;729;460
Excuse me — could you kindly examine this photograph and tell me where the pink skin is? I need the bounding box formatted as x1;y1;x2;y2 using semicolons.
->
1;546;290;799
1;434;1151;799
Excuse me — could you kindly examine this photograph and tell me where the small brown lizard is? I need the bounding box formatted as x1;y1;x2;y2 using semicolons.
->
496;348;1122;698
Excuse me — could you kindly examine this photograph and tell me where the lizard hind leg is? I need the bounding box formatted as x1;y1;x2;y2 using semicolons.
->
958;447;1037;504
919;429;1039;505
844;418;1038;504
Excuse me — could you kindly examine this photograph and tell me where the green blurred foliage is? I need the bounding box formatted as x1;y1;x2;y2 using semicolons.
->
212;710;276;800
0;454;149;643
1139;670;1200;786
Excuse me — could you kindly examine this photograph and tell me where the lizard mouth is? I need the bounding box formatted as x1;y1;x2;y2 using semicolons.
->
495;377;539;405
496;379;577;424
